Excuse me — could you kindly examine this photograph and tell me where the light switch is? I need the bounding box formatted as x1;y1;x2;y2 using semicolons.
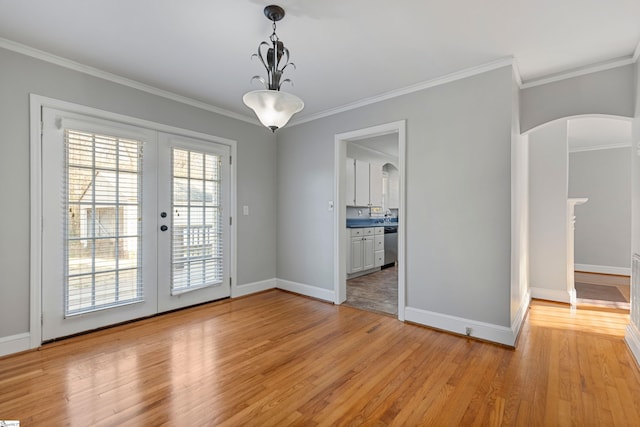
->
243;205;249;215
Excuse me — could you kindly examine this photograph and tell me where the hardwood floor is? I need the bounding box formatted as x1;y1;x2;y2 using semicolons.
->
1;290;640;425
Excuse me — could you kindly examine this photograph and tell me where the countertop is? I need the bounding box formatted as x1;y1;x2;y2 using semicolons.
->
346;218;398;228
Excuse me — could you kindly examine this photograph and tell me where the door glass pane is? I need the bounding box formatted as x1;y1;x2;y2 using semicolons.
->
171;148;223;293
65;130;143;316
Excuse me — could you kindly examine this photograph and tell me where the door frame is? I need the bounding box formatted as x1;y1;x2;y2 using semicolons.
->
29;94;237;347
333;120;407;320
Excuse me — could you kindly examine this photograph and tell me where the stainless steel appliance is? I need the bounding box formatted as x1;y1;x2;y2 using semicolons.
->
383;226;397;268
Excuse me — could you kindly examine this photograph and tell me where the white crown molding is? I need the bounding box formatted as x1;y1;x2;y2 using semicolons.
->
520;56;636;89
289;57;515;127
0;37;260;126
512;59;523;88
569;142;632;153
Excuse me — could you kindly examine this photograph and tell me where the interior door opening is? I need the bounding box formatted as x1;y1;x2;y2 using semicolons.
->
334;121;406;320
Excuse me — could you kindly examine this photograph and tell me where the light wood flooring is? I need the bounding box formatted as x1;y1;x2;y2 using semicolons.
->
1;290;640;425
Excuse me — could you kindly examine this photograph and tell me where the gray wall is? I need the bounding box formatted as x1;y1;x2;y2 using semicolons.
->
520;65;636;133
0;47;277;339
632;62;640;336
569;148;631;269
277;66;513;327
528;120;569;295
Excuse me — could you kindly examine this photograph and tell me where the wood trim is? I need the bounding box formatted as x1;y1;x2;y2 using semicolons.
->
277;279;335;302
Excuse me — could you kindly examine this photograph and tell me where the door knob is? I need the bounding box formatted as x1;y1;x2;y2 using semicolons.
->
160;225;168;232
160;211;167;218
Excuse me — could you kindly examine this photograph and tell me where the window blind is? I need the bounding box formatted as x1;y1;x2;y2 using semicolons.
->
171;148;223;293
64;129;144;315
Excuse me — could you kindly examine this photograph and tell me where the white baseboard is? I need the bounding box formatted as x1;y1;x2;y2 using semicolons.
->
530;286;573;304
231;278;276;298
404;306;518;347
511;291;531;344
0;332;31;358
575;264;631;276
625;323;640;368
276;279;335;302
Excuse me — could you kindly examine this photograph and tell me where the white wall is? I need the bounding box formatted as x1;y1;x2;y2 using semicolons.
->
277;66;515;341
569;147;631;272
511;70;529;325
520;65;635;133
627;62;640;364
529;120;570;302
0;47;277;348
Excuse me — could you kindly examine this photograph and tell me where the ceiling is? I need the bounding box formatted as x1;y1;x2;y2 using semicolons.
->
568;117;632;152
1;1;639;124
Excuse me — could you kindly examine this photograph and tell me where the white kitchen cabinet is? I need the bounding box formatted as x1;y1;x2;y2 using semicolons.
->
355;159;370;206
346;157;356;206
347;227;384;274
346;158;370;207
369;163;383;207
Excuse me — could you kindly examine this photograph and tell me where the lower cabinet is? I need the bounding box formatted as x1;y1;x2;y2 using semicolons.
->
347;227;384;274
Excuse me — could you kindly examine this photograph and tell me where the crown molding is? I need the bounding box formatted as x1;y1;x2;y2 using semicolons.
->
0;37;260;126
634;38;640;62
569;142;631;153
512;59;523;88
289;57;515;127
520;56;636;89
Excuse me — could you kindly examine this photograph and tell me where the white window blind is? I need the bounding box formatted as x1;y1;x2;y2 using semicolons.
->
64;129;144;315
171;148;223;293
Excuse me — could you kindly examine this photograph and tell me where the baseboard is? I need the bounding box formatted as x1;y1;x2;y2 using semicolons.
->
575;264;631;276
276;279;335;302
511;290;531;345
0;332;31;358
404;306;517;347
625;323;640;368
231;278;276;298
530;286;573;304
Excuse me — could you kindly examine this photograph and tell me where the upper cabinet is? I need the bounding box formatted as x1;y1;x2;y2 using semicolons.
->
355;159;370;206
384;163;400;209
346;158;383;207
369;163;383;207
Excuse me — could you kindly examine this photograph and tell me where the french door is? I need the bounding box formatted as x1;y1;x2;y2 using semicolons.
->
41;108;231;341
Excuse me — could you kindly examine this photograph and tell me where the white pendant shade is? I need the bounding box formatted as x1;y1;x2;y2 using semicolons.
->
243;89;304;131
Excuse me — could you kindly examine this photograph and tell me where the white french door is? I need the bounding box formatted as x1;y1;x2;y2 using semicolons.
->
157;133;231;312
41;108;231;341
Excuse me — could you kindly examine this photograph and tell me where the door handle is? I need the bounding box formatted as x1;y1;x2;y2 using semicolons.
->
160;225;168;232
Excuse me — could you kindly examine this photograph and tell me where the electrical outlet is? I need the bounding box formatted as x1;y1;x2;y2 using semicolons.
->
465;327;472;336
243;205;249;215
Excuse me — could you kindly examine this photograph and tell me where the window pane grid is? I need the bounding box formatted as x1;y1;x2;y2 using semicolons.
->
171;148;223;293
64;129;144;316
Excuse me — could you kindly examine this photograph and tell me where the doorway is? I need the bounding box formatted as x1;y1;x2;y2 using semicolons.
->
334;121;406;320
36;100;234;341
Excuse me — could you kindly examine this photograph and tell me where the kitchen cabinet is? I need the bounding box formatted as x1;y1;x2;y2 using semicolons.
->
346;158;383;207
369;163;383;207
347;227;384;274
355;159;370;206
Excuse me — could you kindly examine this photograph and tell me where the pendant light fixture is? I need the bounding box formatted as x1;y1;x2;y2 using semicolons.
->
242;5;304;132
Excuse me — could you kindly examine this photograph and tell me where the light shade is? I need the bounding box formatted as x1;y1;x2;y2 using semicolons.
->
243;89;304;132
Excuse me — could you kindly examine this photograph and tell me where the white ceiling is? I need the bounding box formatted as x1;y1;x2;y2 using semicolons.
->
0;0;639;124
568;117;632;152
351;134;399;160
